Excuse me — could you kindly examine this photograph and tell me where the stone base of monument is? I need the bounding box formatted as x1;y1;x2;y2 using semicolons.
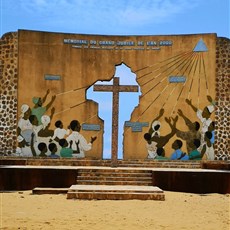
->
67;168;164;200
32;168;165;200
67;185;165;200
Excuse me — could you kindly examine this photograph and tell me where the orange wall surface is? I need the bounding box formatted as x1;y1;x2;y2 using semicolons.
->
18;30;216;159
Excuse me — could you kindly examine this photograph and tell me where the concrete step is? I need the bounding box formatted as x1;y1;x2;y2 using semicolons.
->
32;187;69;194
67;185;165;200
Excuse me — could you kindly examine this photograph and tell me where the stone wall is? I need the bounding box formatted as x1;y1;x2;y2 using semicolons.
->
0;32;18;154
215;37;230;159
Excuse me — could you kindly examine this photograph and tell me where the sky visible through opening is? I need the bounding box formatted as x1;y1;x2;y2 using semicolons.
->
87;64;141;159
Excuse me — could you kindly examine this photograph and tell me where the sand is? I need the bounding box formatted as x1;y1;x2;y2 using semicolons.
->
0;190;229;230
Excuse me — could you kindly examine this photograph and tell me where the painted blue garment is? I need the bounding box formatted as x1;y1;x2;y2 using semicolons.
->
210;130;215;144
170;149;189;160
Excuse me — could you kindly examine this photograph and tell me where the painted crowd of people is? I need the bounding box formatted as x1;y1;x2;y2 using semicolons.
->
144;95;216;160
16;90;97;158
16;89;219;161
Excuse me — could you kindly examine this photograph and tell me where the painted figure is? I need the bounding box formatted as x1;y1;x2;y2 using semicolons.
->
48;143;60;158
66;120;97;158
51;120;69;143
29;115;42;139
176;109;201;153
185;95;215;146
17;104;33;145
145;108;164;159
208;121;215;145
201;131;215;160
38;109;55;138
59;138;73;158
29;108;55;154
31;89;56;125
148;108;164;137
188;139;202;160
37;142;48;157
155;147;169;160
16;133;36;157
170;139;189;160
144;115;178;158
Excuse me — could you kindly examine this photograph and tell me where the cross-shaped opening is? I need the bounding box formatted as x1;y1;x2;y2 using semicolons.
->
87;63;141;160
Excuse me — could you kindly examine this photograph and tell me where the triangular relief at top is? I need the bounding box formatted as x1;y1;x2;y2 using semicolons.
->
193;38;208;52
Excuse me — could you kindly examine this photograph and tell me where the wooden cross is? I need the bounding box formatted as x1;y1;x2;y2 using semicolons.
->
93;77;139;167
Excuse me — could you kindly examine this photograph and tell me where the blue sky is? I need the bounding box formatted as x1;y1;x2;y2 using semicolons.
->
1;0;229;37
1;0;229;158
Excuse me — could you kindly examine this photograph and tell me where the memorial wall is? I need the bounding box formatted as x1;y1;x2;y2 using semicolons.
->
0;30;229;160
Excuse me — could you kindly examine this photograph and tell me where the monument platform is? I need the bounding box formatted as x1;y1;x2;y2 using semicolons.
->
31;185;165;200
32;167;165;200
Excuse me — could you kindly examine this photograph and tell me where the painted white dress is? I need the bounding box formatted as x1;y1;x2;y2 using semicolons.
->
146;142;157;159
66;131;92;158
204;145;215;160
16;146;33;157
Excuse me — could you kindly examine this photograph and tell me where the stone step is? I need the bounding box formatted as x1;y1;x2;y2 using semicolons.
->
76;168;153;186
77;176;152;181
77;181;152;186
118;164;200;168
67;185;165;200
68;192;164;200
32;187;69;194
77;169;153;173
0;158;202;169
77;172;152;178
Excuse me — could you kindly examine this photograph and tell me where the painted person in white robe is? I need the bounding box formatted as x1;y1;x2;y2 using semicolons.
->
145;109;164;159
17;104;33;145
16;134;36;157
66;120;97;158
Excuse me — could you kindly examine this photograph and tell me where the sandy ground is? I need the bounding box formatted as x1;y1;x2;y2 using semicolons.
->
0;190;229;230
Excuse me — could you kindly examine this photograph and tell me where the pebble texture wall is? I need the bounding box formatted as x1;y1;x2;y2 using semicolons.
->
215;37;230;159
0;32;18;154
0;32;229;159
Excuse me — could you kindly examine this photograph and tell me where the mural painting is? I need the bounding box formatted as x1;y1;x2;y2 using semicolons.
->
16;90;97;158
0;30;229;161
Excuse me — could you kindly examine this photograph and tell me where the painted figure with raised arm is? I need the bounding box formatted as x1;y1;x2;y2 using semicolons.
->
32;89;56;125
185;95;215;146
144;115;178;159
66;120;97;158
176;109;201;153
144;108;164;159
